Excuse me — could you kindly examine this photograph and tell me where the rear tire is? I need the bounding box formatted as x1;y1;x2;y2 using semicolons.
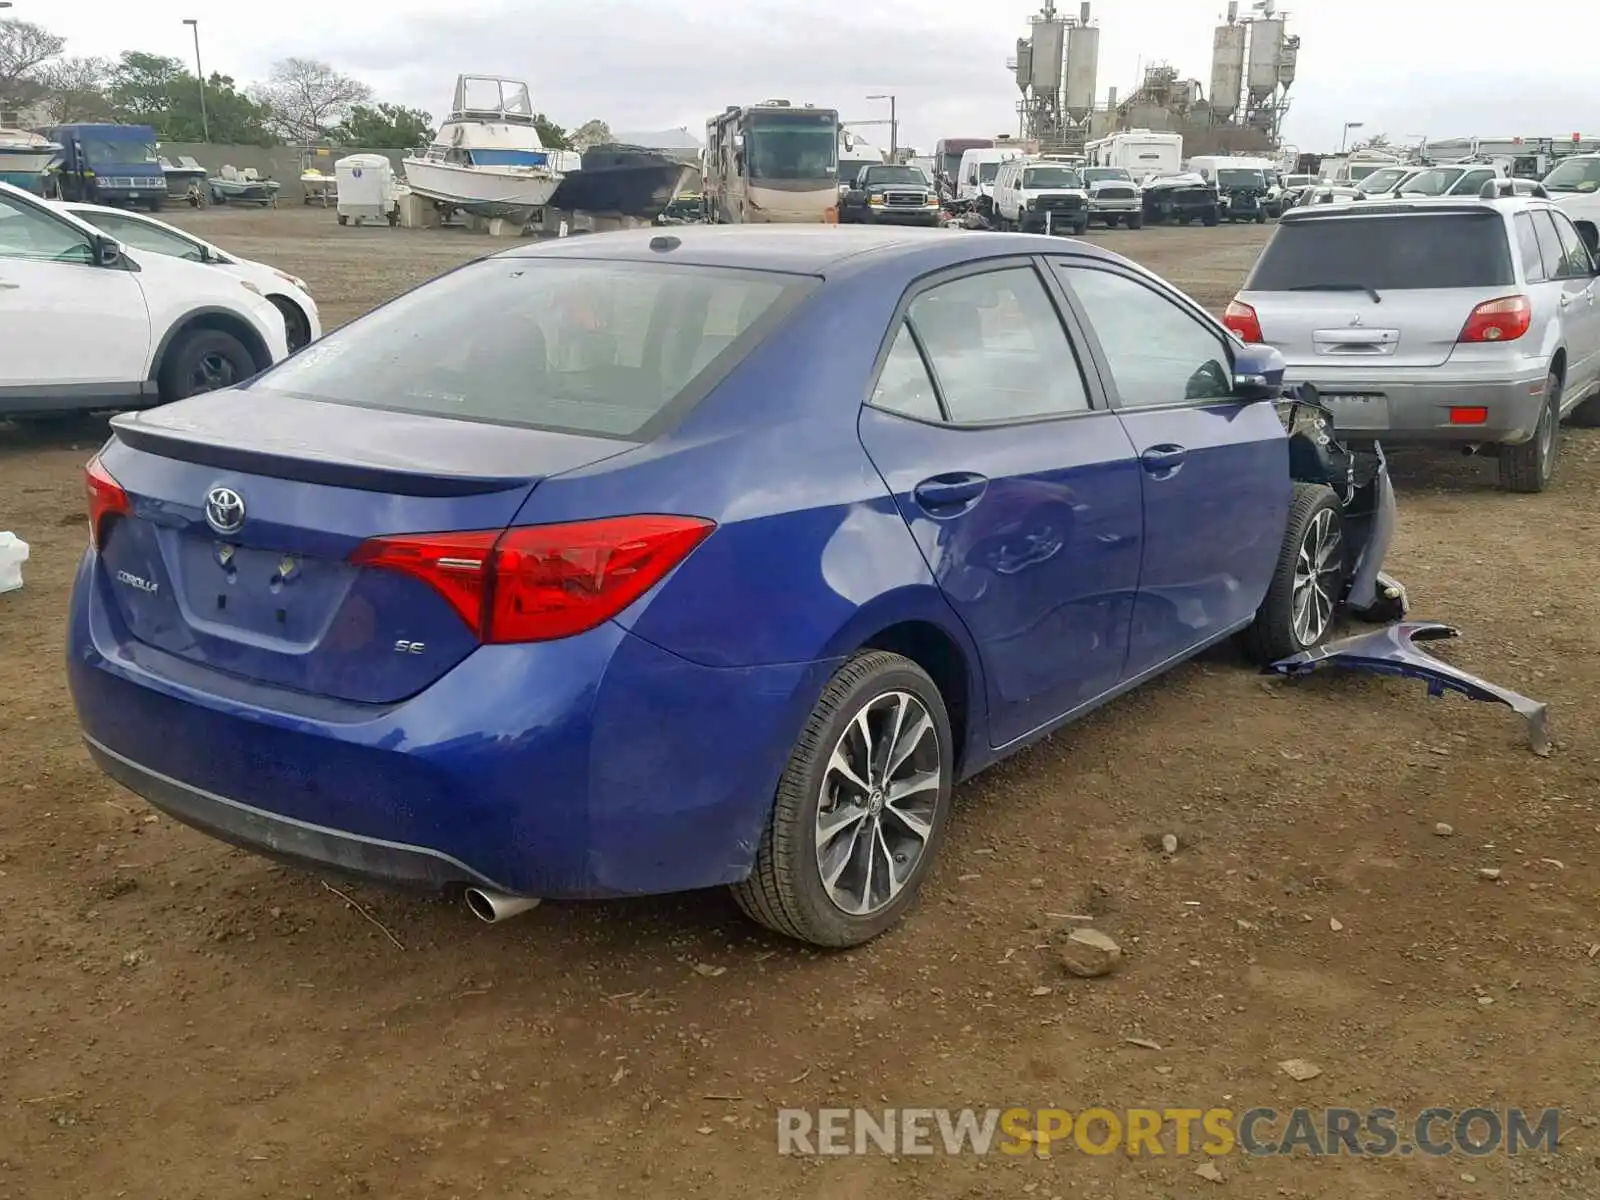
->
157;328;258;402
730;651;954;948
1243;483;1347;664
1498;371;1562;493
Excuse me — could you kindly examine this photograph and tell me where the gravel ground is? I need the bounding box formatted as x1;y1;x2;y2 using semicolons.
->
1;206;1595;1200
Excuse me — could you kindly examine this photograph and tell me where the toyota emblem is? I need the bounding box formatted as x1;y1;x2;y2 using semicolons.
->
204;486;246;535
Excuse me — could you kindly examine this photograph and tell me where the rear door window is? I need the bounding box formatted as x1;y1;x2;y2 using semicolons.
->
1245;213;1515;291
1549;211;1597;277
904;266;1091;423
1514;213;1547;283
254;259;809;438
1530;212;1571;279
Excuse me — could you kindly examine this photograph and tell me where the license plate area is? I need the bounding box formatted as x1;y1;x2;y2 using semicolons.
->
175;535;349;644
1320;392;1390;430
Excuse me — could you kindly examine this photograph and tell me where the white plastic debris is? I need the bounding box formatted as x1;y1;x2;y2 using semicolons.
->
0;532;28;594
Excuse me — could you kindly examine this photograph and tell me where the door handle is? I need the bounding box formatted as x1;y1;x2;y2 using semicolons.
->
912;473;988;513
1139;444;1187;474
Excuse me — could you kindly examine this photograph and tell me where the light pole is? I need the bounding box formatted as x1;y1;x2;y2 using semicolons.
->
1339;121;1363;154
182;18;210;142
867;93;897;158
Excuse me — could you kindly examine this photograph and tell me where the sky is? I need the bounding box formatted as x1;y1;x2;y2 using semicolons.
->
26;0;1600;154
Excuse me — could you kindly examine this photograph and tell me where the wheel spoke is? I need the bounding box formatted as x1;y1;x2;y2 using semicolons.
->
885;708;933;780
825;746;871;798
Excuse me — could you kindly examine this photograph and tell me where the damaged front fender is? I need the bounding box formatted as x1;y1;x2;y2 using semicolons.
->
1266;621;1551;756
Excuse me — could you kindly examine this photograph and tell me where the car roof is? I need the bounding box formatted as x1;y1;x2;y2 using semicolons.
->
1278;195;1550;223
497;224;1127;276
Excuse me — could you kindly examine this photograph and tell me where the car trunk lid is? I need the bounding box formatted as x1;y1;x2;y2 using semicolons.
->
93;393;633;704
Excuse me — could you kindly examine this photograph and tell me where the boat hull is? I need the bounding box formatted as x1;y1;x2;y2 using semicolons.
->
402;157;561;219
547;147;694;221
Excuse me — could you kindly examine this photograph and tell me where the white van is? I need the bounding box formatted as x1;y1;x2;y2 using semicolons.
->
991;158;1089;234
956;145;1025;213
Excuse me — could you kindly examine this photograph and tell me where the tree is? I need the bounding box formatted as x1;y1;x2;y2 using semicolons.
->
533;113;569;150
1351;133;1391;153
0;17;65;112
105;51;274;143
37;55;114;123
252;57;370;143
568;119;614;151
330;102;432;149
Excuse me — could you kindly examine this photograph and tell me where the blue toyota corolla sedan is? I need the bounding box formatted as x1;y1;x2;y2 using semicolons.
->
67;225;1388;948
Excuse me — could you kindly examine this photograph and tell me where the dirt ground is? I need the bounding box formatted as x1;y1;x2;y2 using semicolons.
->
1;207;1596;1199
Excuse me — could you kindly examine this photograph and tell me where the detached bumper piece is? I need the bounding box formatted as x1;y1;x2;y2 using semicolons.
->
1266;622;1550;756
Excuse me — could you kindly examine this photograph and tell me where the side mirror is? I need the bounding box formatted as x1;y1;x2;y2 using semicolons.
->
1232;343;1287;402
91;235;123;268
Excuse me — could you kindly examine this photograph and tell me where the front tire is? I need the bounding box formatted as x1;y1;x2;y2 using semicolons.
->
270;297;312;352
1243;482;1347;663
157;328;258;402
1498;371;1562;493
731;651;954;948
1125;212;1144;229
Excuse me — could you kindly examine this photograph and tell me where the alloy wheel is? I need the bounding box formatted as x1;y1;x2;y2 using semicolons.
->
813;690;941;917
1291;507;1342;647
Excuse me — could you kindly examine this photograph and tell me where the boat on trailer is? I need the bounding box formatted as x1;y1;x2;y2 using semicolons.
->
402;75;574;220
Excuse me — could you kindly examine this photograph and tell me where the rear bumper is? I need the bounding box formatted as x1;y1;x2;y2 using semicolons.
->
1283;365;1550;443
68;550;836;899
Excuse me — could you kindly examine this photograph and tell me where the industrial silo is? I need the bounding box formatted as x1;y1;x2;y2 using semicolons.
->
1247;17;1285;104
1029;10;1066;98
1209;2;1246;118
1063;3;1099;123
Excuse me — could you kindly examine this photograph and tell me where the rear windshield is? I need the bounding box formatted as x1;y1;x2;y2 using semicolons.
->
254;259;807;437
1245;212;1515;292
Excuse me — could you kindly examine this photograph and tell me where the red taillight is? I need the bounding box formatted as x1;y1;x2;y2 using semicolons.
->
351;515;716;644
1223;299;1263;343
85;456;131;549
1449;406;1489;425
1457;295;1531;343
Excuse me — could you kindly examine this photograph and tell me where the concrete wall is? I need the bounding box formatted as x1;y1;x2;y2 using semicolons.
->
159;143;408;202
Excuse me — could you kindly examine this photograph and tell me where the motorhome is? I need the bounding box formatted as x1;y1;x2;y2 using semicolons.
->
1083;130;1183;183
703;100;839;223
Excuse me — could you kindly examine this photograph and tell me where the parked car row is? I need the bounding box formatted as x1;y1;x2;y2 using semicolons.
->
0;180;319;420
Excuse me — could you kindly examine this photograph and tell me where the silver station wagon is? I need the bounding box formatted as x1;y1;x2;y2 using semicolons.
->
1223;184;1600;492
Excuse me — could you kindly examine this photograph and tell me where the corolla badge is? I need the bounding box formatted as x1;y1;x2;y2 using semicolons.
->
204;486;246;535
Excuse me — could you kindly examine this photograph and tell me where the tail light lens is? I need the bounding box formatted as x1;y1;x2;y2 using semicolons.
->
1223;300;1263;343
351;515;716;644
1458;295;1531;343
85;456;131;549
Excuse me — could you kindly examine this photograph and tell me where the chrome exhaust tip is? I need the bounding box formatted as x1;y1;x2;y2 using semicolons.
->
463;887;541;923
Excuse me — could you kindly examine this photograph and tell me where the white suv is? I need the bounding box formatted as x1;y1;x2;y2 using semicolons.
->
1226;188;1600;493
58;200;321;351
0;180;289;419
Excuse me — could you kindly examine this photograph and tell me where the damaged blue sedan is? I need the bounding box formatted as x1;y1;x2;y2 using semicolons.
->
67;225;1406;949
